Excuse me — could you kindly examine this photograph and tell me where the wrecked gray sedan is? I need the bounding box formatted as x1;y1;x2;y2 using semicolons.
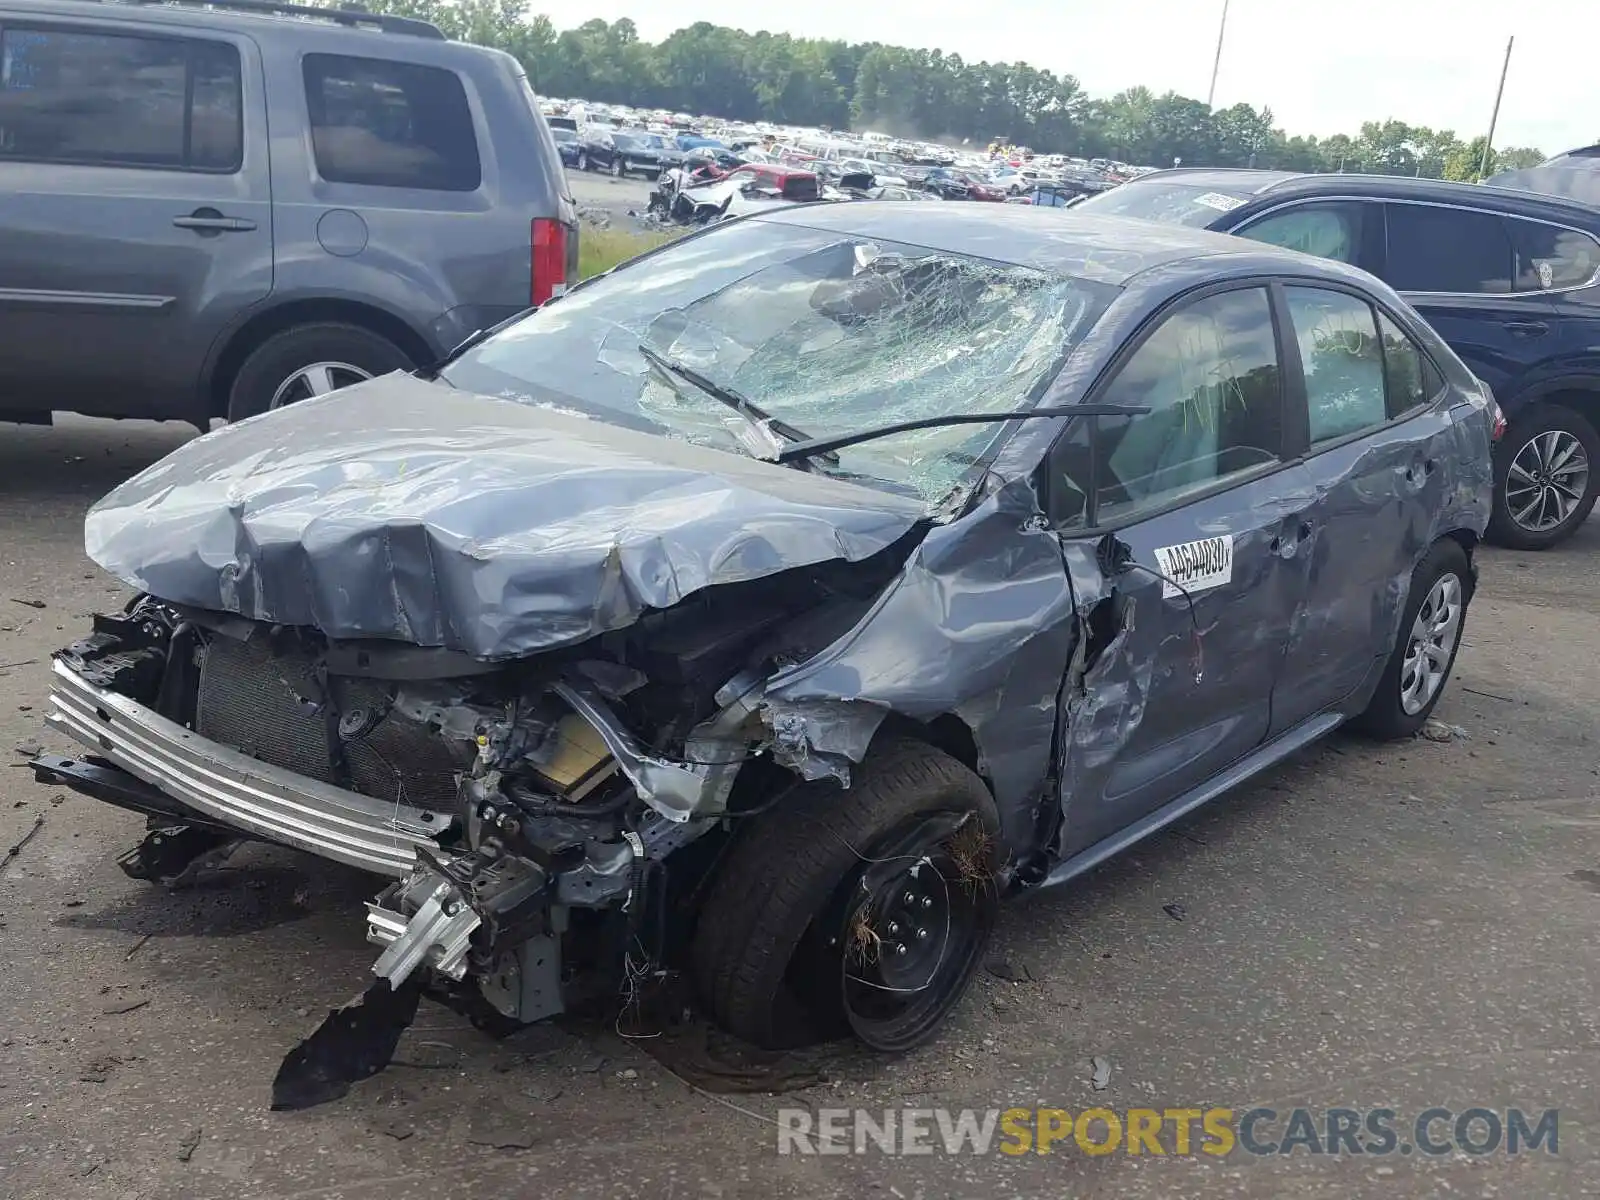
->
36;204;1494;1105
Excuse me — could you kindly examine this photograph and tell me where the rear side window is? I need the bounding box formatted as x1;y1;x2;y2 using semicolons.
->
0;27;241;171
1508;218;1600;291
1384;204;1513;294
1378;313;1442;415
303;53;479;191
1284;287;1386;443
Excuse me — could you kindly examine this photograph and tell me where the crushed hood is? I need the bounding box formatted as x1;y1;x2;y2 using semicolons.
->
85;375;926;659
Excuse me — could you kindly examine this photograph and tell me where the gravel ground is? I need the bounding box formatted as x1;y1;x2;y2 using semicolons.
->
2;415;1599;1199
566;170;658;231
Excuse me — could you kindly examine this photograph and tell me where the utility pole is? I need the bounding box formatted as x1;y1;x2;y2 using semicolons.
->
1479;35;1514;179
1206;0;1230;108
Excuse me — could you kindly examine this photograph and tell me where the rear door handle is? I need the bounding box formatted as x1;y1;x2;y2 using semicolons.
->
1506;320;1549;337
173;213;257;233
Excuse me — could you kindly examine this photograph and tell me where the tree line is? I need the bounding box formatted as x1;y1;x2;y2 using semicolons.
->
334;0;1548;178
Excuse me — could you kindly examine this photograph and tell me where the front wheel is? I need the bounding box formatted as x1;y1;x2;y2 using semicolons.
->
692;738;1000;1052
611;157;626;178
1352;539;1472;738
576;149;589;171
1486;404;1600;550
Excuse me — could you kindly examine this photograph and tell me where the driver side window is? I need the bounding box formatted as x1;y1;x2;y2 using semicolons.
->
1051;287;1285;528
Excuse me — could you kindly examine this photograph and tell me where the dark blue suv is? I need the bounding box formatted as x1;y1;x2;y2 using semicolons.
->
1078;170;1600;548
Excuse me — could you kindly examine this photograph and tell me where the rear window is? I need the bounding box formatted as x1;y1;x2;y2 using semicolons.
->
0;26;241;171
303;53;479;191
1074;181;1251;227
1508;218;1600;291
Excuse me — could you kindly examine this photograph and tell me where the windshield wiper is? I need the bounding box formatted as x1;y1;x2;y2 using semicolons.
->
766;404;1152;465
636;343;838;464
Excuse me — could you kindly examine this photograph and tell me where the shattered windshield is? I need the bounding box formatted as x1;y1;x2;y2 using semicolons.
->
442;221;1115;505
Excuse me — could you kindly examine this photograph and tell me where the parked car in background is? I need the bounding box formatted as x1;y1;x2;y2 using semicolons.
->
1077;169;1600;548
575;128;683;178
0;0;576;427
914;167;1005;202
551;127;581;167
42;204;1492;1096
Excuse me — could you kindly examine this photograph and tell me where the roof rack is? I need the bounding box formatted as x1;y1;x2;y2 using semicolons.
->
94;0;446;39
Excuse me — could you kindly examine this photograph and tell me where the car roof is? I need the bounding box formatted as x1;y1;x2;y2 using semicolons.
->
11;0;446;42
754;201;1375;288
1137;166;1600;228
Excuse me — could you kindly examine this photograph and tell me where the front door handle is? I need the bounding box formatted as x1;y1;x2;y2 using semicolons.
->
173;209;257;234
1271;519;1314;556
1506;319;1549;338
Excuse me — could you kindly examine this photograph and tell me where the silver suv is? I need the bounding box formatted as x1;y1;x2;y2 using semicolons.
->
0;0;576;425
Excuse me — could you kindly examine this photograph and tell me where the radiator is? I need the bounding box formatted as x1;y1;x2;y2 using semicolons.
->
195;633;462;813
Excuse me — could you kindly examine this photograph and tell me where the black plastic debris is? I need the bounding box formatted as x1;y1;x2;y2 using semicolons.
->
270;977;424;1111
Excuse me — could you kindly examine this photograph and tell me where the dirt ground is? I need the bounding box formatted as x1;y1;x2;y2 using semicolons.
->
2;415;1599;1200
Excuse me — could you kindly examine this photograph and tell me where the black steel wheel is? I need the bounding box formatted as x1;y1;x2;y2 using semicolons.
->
830;811;997;1051
692;738;1000;1052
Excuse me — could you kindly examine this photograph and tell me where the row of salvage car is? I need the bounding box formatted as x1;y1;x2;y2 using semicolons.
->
639;160;1104;228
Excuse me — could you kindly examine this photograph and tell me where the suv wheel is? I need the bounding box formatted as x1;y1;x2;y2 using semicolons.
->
610;157;626;178
576;149;589;171
227;323;412;423
1487;404;1600;550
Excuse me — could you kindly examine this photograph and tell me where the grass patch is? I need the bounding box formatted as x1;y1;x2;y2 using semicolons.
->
578;225;674;280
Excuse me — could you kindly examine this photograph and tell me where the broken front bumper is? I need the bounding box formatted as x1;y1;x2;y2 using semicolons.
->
43;658;450;876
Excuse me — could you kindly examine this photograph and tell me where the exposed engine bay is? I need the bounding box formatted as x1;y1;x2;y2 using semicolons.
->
37;544;915;1108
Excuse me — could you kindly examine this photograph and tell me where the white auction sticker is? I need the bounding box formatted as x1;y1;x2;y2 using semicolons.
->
1193;191;1245;213
1152;534;1234;598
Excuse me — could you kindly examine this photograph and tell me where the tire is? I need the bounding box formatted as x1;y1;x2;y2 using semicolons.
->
576;149;589;171
611;157;625;178
226;322;412;423
1352;539;1473;739
1486;403;1600;550
692;737;1000;1053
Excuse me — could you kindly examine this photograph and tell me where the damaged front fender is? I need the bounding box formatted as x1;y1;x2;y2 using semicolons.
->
761;475;1079;852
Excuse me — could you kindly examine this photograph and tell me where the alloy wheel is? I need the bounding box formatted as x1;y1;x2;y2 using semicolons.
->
1400;573;1464;715
1506;428;1590;533
270;361;372;410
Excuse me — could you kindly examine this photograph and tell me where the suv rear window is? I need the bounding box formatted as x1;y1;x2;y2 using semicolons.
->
303;53;479;191
0;27;241;171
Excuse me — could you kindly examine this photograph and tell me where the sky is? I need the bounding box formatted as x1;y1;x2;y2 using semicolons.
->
550;0;1591;155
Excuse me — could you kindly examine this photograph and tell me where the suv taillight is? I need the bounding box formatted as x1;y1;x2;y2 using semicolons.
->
531;218;568;307
1489;397;1507;442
